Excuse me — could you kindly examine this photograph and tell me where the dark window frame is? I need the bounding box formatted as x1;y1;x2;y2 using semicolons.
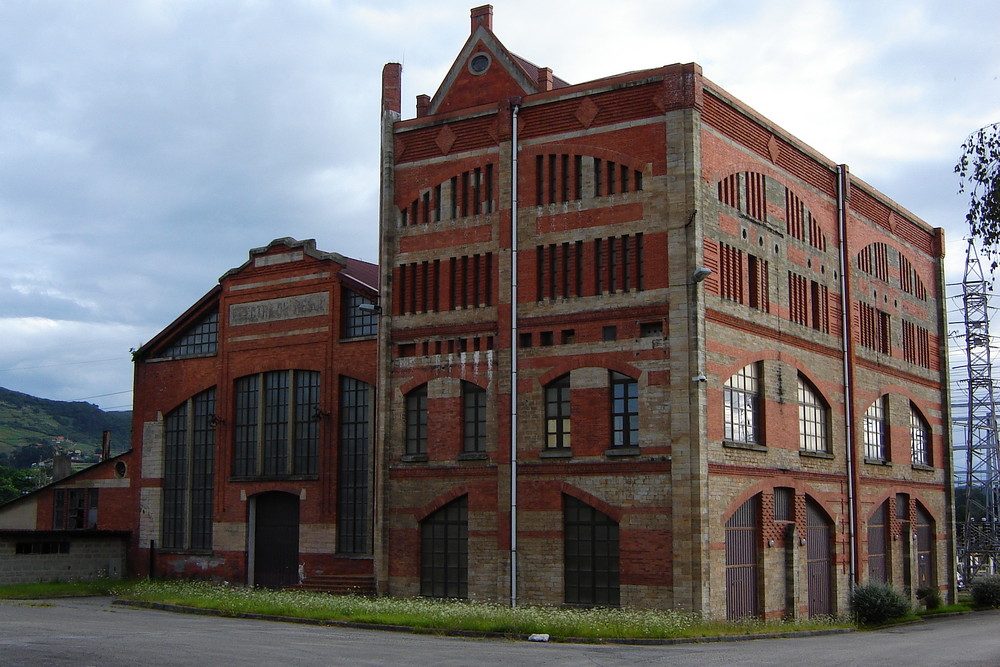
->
162;388;216;550
233;370;321;478
610;371;639;448
545;374;571;450
420;496;468;598
563;494;620;605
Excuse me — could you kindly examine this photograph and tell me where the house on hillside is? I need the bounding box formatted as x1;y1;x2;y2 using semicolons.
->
374;5;954;618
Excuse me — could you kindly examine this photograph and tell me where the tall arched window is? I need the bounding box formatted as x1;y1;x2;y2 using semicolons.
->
163;387;216;550
421;496;468;598
563;494;619;605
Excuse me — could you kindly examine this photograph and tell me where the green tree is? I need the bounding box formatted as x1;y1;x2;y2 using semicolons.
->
956;122;1000;271
0;465;43;504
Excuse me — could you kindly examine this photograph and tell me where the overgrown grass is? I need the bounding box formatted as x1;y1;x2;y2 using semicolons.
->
98;580;848;640
0;579;119;599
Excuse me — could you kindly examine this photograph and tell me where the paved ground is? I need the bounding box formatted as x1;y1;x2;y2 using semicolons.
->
1;597;998;666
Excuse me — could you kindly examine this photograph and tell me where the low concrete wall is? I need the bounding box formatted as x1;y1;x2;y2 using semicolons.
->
0;531;128;584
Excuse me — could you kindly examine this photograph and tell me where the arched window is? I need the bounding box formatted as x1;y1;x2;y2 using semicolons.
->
563;495;619;605
910;404;931;466
798;375;829;453
544;374;571;450
462;381;487;453
725;495;760;619
163;387;216;550
725;363;761;445
405;384;428;456
421;496;468;598
863;396;888;462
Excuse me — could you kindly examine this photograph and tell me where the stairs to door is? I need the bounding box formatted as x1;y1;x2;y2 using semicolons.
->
294;574;376;596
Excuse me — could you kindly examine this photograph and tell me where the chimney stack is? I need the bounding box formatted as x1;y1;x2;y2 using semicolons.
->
471;5;493;33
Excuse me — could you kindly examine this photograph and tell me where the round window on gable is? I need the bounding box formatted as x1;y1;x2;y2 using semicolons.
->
469;53;491;75
114;461;127;478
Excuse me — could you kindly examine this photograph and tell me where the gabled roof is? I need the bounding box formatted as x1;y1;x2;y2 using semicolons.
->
134;238;378;358
427;6;569;116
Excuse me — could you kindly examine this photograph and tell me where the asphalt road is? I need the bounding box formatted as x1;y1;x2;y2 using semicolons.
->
1;597;998;666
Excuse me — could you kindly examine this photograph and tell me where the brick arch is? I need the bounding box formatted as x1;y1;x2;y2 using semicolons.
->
416;487;474;522
161;384;217;416
536;360;642;387
557;482;623;522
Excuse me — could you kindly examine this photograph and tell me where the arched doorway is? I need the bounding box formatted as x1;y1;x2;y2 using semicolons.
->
806;498;833;617
726;495;760;619
252;491;300;588
915;503;935;589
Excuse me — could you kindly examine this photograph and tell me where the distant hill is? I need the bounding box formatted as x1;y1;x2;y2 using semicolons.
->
0;387;131;467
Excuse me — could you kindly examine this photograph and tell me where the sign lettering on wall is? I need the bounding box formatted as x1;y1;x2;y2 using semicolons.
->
229;292;329;326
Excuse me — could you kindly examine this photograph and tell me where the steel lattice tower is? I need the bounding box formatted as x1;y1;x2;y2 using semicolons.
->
956;238;1000;584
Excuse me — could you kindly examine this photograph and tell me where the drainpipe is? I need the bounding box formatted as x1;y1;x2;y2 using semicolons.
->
509;101;520;608
836;164;859;586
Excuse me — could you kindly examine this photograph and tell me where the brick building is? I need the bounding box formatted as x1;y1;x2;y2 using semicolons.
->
1;238;379;589
375;6;954;618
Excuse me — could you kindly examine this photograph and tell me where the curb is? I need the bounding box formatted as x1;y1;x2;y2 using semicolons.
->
111;599;855;645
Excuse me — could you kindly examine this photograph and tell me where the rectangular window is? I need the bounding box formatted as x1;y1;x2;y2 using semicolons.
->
462;382;487;453
53;488;99;530
774;487;793;522
344;290;378;338
545;375;571;449
610;372;639;448
405;385;428;456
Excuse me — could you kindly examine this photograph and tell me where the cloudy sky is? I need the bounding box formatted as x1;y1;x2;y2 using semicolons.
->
0;0;997;411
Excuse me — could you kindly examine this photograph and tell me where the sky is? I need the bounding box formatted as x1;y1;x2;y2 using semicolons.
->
0;0;998;411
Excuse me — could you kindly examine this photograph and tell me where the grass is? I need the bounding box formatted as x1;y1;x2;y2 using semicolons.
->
0;579;852;640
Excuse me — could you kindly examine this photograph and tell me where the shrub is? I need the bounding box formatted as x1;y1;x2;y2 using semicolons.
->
849;583;910;624
970;575;1000;608
915;585;942;610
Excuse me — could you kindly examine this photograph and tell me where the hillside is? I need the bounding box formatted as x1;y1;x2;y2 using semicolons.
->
0;387;132;466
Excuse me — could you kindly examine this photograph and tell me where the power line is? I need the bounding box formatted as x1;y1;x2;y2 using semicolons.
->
0;357;125;373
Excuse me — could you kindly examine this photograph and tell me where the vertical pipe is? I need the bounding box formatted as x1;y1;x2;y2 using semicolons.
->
509;103;520;607
836;164;859;586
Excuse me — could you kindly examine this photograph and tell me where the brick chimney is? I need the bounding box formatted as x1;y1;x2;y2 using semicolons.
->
538;67;553;92
471;5;493;33
382;63;402;115
416;94;431;118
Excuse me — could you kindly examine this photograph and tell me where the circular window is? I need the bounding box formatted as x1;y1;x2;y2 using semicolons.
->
114;461;127;478
469;53;491;75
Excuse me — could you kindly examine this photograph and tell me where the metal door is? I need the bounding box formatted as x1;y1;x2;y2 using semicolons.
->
253;491;300;588
915;504;934;589
806;499;832;617
726;495;759;619
867;501;888;583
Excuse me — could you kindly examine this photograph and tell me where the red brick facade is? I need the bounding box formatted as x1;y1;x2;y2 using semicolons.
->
375;6;954;616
